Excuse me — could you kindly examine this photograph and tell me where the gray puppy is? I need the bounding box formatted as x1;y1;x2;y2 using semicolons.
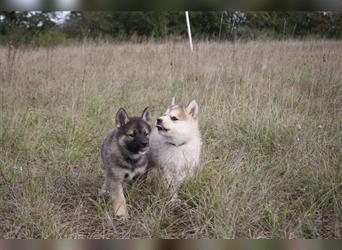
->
100;107;151;217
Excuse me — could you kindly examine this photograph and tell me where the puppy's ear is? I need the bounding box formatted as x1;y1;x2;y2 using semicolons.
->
171;96;176;106
141;107;150;122
116;108;129;128
186;100;199;119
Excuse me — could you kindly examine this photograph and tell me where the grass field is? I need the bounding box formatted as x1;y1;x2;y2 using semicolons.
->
0;40;341;239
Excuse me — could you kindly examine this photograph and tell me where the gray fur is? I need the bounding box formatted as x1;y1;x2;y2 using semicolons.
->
101;129;149;182
100;107;151;217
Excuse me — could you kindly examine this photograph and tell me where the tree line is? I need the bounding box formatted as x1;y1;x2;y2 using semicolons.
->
1;11;341;46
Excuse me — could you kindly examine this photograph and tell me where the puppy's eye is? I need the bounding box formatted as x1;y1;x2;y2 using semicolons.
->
128;131;136;137
144;131;149;136
171;116;178;121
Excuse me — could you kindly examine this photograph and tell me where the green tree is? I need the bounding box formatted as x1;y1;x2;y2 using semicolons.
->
0;11;56;44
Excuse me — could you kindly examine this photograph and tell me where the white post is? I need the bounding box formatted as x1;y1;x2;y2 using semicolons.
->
185;11;193;52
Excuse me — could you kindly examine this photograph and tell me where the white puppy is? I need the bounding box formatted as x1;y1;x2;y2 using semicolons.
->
149;97;202;197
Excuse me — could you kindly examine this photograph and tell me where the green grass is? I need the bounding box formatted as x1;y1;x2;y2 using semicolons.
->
0;40;341;238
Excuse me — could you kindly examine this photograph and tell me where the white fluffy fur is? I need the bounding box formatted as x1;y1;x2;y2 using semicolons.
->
150;98;202;196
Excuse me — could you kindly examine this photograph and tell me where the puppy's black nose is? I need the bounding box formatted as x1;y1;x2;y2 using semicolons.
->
141;142;148;147
156;118;163;124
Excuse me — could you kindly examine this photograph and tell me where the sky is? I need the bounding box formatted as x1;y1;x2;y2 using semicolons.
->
51;11;70;24
0;11;71;25
5;0;79;9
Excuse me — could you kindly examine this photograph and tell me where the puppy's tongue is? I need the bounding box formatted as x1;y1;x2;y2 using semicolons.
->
156;124;167;131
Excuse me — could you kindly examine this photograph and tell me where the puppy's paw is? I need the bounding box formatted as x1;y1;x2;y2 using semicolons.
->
113;203;129;218
169;194;182;205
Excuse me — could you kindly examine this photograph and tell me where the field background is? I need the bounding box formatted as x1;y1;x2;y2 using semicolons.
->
0;40;341;238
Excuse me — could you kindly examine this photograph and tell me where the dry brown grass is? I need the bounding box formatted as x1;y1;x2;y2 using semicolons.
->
0;40;341;238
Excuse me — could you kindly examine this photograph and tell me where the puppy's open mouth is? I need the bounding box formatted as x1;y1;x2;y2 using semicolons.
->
156;124;168;132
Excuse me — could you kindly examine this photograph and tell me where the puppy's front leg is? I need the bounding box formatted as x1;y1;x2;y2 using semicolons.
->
164;170;181;201
109;179;128;217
